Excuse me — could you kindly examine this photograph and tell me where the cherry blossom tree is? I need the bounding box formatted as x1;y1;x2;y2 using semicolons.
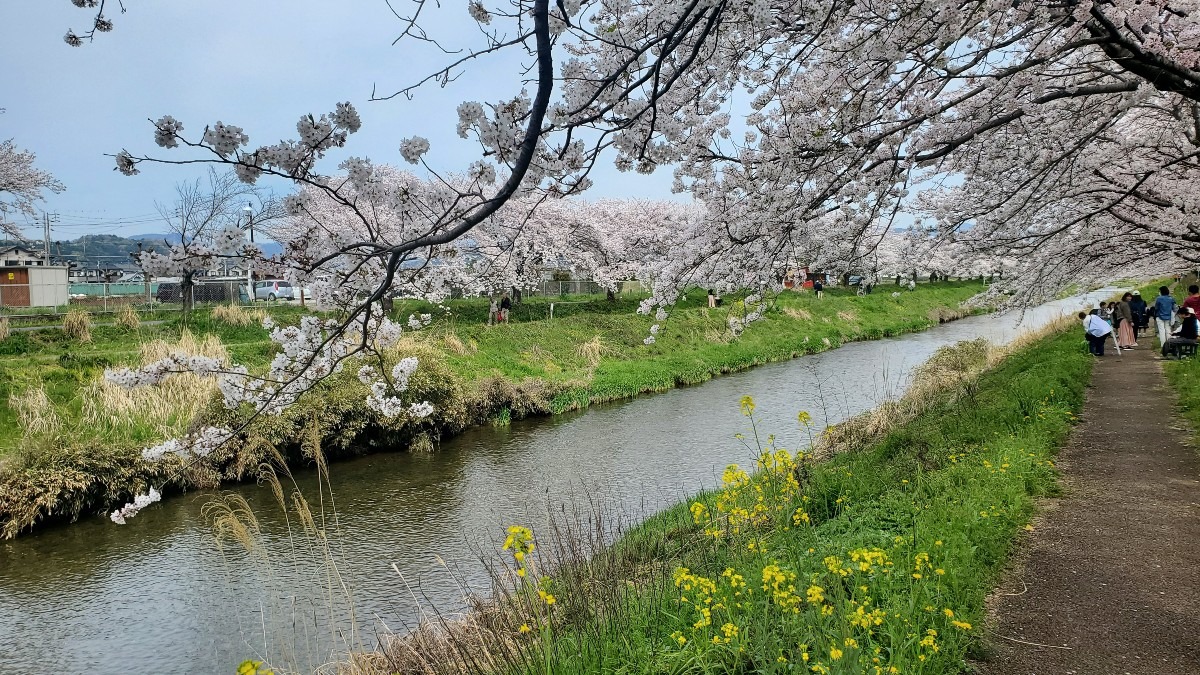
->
135;168;282;318
54;1;1200;518
0;138;65;239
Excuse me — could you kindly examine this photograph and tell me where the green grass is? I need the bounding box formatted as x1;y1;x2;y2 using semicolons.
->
0;282;984;538
478;329;1091;674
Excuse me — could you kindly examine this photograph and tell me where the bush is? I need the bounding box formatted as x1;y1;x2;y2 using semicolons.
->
115;305;141;331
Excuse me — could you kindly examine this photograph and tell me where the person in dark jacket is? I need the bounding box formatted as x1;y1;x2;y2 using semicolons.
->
499;292;512;323
1162;307;1199;358
1129;290;1148;340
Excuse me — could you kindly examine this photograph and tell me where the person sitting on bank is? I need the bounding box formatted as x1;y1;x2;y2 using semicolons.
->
1080;311;1112;356
1162;306;1199;358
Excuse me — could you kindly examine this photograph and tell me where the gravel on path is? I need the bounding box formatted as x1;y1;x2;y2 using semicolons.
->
975;344;1200;675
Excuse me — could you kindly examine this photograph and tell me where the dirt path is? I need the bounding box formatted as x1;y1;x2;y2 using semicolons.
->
975;343;1200;675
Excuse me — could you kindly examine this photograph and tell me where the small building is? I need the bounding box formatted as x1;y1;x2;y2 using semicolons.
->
0;244;49;267
0;264;70;307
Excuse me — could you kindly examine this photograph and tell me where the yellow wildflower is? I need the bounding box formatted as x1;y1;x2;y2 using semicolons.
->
740;395;756;416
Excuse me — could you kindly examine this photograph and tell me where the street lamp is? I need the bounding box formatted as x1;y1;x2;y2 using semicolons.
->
242;203;254;303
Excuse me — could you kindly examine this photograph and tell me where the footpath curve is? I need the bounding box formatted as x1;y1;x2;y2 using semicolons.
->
978;344;1200;674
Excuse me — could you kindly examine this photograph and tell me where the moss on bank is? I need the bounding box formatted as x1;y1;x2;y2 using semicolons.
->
0;282;984;538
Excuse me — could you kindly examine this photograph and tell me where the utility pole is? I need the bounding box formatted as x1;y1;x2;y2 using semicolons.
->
43;212;55;263
243;202;254;304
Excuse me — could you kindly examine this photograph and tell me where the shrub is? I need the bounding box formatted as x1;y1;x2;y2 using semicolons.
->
62;309;92;342
115;305;141;331
211;303;267;327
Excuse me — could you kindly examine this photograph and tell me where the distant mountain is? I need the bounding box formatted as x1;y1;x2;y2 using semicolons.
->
128;232;184;245
2;233;284;269
129;232;282;256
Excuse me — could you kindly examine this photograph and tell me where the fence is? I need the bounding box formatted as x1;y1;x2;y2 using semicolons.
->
531;279;646;296
0;279;255;318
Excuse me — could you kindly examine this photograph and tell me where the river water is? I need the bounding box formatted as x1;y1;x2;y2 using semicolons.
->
0;291;1112;674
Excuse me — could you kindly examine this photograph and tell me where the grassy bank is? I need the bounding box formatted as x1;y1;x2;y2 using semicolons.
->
357;328;1091;674
0;282;983;538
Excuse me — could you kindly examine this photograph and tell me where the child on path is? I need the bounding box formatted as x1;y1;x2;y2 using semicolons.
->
1153;286;1178;347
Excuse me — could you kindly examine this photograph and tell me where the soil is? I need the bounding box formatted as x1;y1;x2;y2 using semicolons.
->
974;343;1200;675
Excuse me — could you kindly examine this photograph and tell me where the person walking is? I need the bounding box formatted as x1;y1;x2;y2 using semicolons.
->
499;292;512;323
812;279;823;299
1129;290;1148;340
1115;293;1137;348
1162;306;1199;358
1080;311;1113;356
1152;286;1178;347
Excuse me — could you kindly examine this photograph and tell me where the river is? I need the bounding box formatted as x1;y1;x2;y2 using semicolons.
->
0;291;1112;674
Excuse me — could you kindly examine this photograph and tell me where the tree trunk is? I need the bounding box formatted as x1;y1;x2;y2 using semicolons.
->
380;295;394;316
181;271;195;322
606;288;616;302
512;286;523;304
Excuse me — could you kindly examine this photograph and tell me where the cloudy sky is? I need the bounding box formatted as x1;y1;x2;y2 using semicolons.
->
1;0;677;239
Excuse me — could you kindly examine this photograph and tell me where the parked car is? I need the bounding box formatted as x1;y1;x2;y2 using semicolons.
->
254;280;294;301
847;275;864;286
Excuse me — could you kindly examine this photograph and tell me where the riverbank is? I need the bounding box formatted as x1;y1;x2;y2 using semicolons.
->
0;282;984;538
355;325;1091;674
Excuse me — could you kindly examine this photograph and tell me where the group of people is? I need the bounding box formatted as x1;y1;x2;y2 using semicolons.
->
1080;285;1200;357
487;293;513;325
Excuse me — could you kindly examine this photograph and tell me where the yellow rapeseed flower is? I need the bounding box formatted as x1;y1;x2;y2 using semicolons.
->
830;647;843;660
518;624;532;634
740;395;756;416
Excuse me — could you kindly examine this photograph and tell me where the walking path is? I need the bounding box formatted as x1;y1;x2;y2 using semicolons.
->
977;344;1200;675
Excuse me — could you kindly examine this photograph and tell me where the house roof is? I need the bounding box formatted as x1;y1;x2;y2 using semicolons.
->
0;244;38;256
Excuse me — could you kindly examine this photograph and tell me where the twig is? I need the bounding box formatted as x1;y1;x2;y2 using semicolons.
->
1001;580;1029;596
996;634;1073;650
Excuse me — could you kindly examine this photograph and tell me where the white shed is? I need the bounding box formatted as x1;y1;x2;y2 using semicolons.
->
0;265;70;307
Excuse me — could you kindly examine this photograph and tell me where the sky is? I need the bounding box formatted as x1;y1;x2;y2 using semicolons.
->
0;0;678;241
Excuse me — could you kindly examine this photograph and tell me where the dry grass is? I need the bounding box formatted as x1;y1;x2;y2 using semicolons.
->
836;310;858;323
783;307;812;321
575;335;611;368
442;333;474;356
115;305;141;331
927;307;970;324
62;308;92;343
9;385;61;437
78;330;229;440
817;320;1073;458
0;316;9;341
211;303;267;327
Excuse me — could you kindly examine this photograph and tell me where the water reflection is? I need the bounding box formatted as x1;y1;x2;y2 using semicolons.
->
0;291;1110;674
